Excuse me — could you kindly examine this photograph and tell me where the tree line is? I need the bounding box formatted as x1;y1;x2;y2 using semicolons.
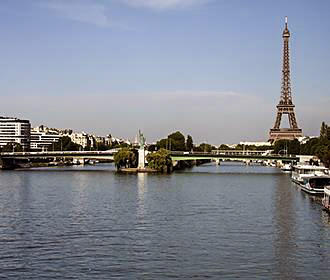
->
149;131;218;153
273;121;330;167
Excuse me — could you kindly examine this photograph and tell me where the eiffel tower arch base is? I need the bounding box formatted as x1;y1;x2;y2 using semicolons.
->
269;128;303;143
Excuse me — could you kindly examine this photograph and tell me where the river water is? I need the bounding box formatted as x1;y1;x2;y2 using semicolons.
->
0;162;329;279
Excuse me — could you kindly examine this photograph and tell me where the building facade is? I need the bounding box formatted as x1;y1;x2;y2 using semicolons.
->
0;117;31;150
68;132;91;149
239;141;272;147
30;126;61;151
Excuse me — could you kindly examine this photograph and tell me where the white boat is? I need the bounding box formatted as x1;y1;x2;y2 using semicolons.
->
300;176;330;195
72;158;83;165
291;165;329;184
268;161;276;167
322;186;330;212
281;163;292;172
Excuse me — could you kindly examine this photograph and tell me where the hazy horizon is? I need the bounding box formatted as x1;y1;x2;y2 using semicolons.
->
1;0;329;144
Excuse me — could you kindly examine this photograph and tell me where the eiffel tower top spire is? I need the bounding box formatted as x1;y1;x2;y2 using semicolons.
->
279;16;293;106
283;16;290;37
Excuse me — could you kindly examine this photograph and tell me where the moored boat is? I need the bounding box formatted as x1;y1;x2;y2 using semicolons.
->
281;163;292;172
300;176;330;195
291;165;329;184
322;186;330;212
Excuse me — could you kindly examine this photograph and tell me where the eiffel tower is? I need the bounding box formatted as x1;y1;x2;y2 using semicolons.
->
269;17;302;143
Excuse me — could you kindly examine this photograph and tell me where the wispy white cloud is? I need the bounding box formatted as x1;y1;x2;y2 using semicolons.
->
40;0;111;27
119;0;212;10
39;0;212;28
157;89;241;100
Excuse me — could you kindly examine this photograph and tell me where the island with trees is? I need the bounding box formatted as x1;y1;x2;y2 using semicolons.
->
113;122;330;173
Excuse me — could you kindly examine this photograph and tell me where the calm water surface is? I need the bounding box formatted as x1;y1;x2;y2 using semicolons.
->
0;163;329;279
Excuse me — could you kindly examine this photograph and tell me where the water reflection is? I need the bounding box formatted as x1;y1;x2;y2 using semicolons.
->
71;171;89;217
0;172;35;273
273;175;297;279
321;210;330;227
137;173;147;220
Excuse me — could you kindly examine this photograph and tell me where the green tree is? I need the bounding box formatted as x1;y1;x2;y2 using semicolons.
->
146;149;172;172
95;142;111;151
245;145;257;151
195;143;213;153
119;143;130;148
320;150;330;168
320;121;328;138
273;140;301;155
53;136;82;151
300;138;319;155
288;139;301;155
235;144;243;150
156;131;186;151
147;144;157;152
186;135;193;151
168;131;186;151
156;139;168;150
258;145;273;151
114;148;137;170
274;140;286;155
219;144;230;150
292;122;330;166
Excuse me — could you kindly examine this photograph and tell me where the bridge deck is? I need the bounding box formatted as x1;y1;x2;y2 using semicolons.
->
169;152;298;162
0;151;116;160
1;150;298;162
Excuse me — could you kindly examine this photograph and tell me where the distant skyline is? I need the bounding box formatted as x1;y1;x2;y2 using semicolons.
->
1;0;329;144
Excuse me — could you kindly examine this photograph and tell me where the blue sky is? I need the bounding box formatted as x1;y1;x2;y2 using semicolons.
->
1;0;329;144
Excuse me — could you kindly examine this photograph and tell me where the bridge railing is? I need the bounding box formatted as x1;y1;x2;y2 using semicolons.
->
0;149;119;157
211;149;274;155
169;151;297;158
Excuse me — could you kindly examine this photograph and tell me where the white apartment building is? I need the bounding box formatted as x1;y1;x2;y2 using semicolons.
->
0;117;31;150
239;141;272;147
297;136;317;145
68;132;91;149
30;126;61;151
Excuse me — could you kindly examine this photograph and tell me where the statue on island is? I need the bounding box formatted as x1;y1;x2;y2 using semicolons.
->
137;130;146;169
138;130;146;150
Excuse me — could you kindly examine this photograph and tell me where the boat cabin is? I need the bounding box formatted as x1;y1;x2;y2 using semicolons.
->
291;165;329;184
301;176;330;195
